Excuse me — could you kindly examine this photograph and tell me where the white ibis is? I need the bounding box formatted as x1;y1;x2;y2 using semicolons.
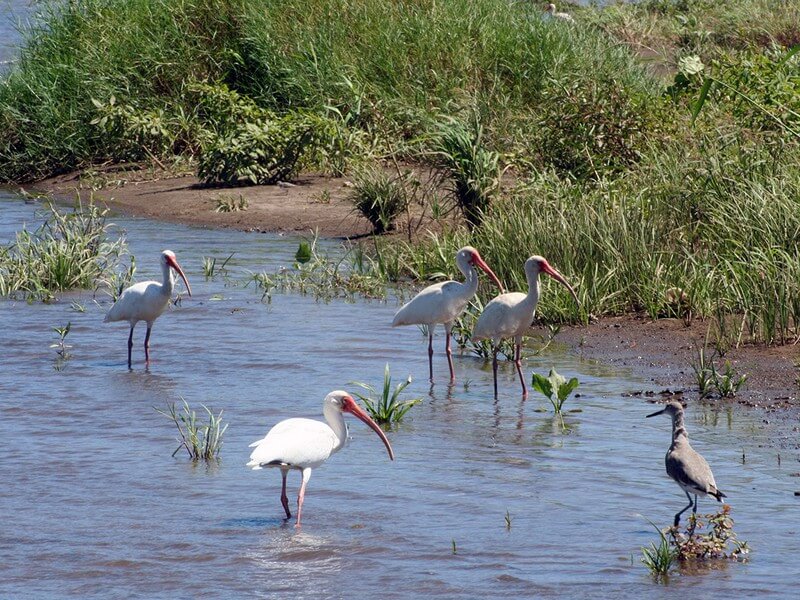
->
472;255;578;398
544;3;575;23
247;390;394;527
104;250;192;368
647;401;727;527
392;246;503;383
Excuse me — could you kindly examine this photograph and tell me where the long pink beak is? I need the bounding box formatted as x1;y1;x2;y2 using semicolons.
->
541;262;579;306
471;253;504;292
167;256;192;297
343;397;395;461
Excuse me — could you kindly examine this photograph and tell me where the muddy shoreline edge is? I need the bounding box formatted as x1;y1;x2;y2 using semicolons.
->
25;171;800;413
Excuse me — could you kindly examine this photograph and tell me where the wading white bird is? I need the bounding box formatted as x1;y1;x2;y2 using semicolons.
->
247;390;395;527
544;3;575;23
392;246;503;383
647;401;727;527
104;250;192;368
473;255;578;398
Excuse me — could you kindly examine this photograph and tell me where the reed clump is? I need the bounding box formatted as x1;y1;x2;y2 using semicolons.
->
0;202;126;300
351;363;422;425
156;399;228;461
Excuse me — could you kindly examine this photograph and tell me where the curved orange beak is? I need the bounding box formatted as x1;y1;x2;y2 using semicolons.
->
166;256;192;297
471;252;504;293
541;261;579;306
342;396;395;461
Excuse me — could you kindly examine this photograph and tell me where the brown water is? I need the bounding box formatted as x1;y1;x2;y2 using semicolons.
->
1;192;799;599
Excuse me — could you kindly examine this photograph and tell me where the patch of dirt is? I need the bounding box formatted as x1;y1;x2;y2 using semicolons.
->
33;168;375;239
547;315;799;410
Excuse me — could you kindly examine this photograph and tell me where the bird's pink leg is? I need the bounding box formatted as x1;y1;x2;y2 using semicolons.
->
492;344;499;399
127;324;135;369
514;339;527;398
295;468;312;528
280;468;291;519
427;328;435;382
144;324;152;364
445;325;455;384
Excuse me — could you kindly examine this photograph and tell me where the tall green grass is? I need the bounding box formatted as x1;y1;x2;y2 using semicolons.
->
0;201;126;300
0;0;658;181
380;136;800;345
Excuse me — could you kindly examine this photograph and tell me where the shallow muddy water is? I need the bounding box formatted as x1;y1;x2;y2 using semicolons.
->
1;191;799;599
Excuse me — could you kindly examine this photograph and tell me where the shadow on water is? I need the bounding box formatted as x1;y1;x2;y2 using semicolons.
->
2;191;800;598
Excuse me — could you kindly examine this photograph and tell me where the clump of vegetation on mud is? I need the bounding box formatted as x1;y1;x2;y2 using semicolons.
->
0;202;126;300
642;505;749;580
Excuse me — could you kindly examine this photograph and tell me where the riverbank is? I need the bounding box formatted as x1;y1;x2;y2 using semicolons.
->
35;168;374;238
23;171;800;411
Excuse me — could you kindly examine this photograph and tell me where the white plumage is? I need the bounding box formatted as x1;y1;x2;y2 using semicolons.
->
473;255;578;398
544;3;575;23
247;390;394;527
392;246;502;383
104;250;192;368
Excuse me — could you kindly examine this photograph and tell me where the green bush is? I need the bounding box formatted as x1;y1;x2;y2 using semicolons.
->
349;166;410;234
197;112;317;185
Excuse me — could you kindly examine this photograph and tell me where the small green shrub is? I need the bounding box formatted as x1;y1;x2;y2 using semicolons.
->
214;194;248;212
691;345;747;399
156;399;228;461
351;363;422;425
349;166;410;234
432;118;501;229
197;112;317;185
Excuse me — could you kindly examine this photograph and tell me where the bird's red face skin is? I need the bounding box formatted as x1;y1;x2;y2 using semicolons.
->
342;396;395;461
539;260;580;307
469;252;504;292
166;255;193;297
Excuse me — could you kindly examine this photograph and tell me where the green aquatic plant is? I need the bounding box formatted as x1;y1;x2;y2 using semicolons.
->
156;399;228;461
504;510;512;530
641;522;677;581
295;241;312;265
0;202;126;300
351;364;422;425
202;252;235;280
51;321;73;364
530;368;580;418
691;344;747;399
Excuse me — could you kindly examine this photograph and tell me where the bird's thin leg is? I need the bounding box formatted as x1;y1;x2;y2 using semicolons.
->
514;338;527;398
127;324;135;369
295;467;312;528
280;468;291;519
144;324;153;365
445;323;455;384
674;490;695;527
427;327;435;382
688;494;700;536
492;344;499;399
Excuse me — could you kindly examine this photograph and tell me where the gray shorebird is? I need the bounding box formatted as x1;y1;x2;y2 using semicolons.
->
646;401;727;527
